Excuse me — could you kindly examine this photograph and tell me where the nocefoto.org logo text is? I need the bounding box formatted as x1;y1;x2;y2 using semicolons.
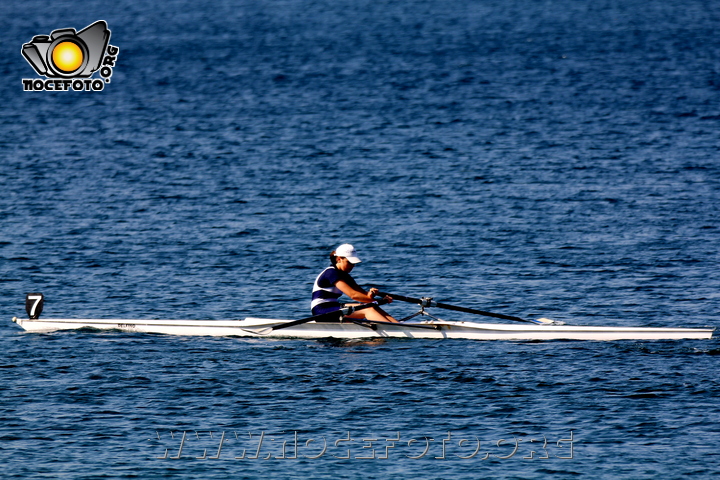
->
21;20;119;92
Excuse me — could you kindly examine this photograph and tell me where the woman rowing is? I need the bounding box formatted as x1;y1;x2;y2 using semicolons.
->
311;244;397;322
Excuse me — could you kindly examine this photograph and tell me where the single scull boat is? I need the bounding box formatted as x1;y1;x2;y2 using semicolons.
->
11;316;714;341
10;293;715;341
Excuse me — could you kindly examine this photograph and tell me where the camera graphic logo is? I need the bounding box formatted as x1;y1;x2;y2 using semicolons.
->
22;20;119;92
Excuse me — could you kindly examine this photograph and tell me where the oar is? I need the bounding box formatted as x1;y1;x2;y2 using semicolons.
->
352;318;441;330
246;299;390;335
376;291;553;325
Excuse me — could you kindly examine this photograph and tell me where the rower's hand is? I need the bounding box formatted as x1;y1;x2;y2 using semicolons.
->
370;288;392;304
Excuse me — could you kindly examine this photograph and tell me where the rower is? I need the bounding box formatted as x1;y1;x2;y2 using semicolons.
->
310;244;397;323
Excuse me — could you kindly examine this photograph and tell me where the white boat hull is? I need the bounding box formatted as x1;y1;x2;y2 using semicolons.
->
11;317;715;341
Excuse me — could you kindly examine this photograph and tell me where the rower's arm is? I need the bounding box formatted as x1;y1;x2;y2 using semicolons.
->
335;280;375;303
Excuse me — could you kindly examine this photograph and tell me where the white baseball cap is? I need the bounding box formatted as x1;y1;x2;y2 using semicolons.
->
336;244;362;264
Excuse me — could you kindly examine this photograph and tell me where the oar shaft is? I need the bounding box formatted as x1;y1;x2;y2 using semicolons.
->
377;291;536;324
353;318;439;330
432;302;528;323
376;292;428;306
272;299;389;331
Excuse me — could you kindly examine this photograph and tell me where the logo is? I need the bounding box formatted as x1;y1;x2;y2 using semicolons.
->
21;20;119;92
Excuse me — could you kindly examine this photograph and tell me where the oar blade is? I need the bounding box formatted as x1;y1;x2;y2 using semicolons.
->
537;317;560;325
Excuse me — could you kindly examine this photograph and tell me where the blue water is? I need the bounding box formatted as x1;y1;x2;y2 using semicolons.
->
2;0;720;477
